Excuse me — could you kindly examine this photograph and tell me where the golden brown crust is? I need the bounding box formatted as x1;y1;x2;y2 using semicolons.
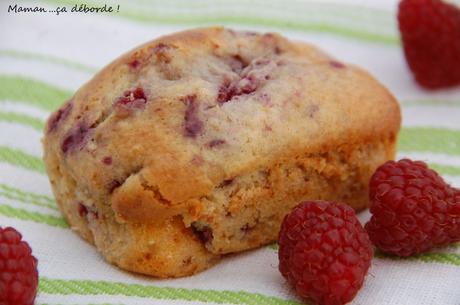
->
42;27;401;278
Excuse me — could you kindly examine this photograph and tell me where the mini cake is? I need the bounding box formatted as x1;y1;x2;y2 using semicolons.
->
42;27;401;278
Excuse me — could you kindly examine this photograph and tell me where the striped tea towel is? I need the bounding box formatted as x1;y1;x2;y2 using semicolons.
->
0;0;459;304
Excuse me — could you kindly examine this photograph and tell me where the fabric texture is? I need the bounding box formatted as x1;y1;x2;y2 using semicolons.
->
0;0;459;304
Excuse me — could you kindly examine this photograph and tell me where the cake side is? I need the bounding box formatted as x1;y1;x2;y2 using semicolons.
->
47;135;395;277
187;136;397;255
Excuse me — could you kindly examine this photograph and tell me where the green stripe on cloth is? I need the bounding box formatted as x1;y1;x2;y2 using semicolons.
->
2;98;460;154
0;111;45;131
1;128;460;176
37;303;124;305
0;190;57;210
7;146;460;178
400;100;460;107
271;244;460;267
399;127;460;156
122;14;397;45
375;251;460;267
41;0;397;44
39;278;302;305
37;303;123;305
0;75;71;111
0;49;98;73
0;204;68;228
429;163;460;177
0;183;55;205
0;183;57;210
0;146;45;173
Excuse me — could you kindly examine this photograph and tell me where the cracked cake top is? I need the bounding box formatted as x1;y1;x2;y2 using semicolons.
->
43;27;400;223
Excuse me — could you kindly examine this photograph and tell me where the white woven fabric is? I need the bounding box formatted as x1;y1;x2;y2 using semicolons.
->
0;0;459;304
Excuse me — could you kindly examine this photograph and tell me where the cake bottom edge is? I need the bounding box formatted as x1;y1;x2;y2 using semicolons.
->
54;135;396;278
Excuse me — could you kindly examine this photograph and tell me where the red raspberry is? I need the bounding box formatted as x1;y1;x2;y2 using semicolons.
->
278;201;373;305
398;0;460;89
113;87;148;117
0;227;38;305
365;159;460;256
47;99;73;133
115;87;147;106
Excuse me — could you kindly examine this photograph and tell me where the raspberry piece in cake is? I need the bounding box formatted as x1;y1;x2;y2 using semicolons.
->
61;123;91;154
113;87;148;117
47;99;73;133
218;57;277;104
207;139;226;148
183;94;203;138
